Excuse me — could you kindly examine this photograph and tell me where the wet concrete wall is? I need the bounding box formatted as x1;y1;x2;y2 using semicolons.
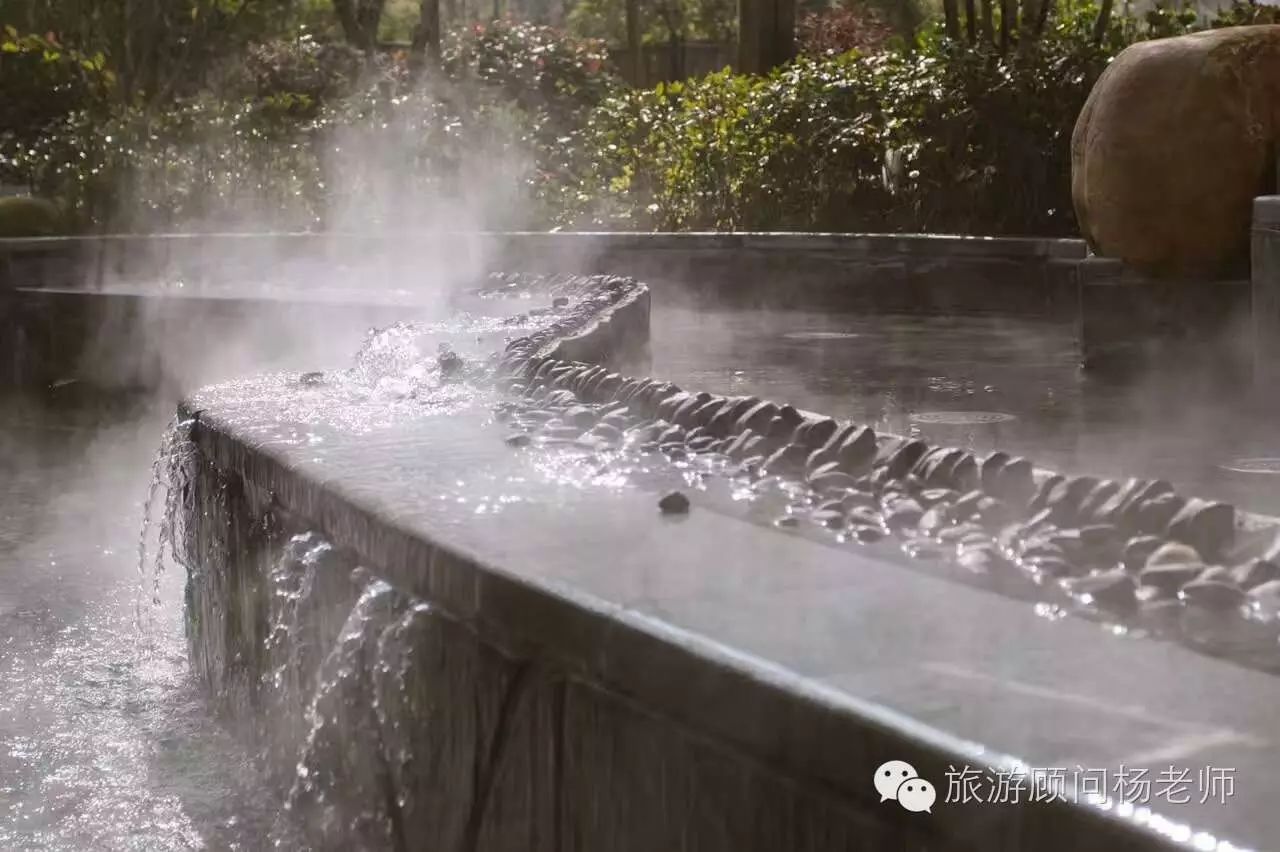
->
182;453;927;852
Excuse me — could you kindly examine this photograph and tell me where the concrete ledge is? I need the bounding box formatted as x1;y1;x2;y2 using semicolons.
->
183;387;1273;851
1078;257;1251;375
0;232;1087;318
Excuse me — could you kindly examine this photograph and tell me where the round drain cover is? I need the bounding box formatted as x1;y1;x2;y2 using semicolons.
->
1219;457;1280;475
782;331;861;341
910;411;1017;425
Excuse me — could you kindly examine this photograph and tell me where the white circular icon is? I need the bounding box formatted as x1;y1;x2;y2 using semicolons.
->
874;760;919;802
897;778;937;813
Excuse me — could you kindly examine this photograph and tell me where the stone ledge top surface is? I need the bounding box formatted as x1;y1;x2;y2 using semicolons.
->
187;379;1274;852
0;230;1088;259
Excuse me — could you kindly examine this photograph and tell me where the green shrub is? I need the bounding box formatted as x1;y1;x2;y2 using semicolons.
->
0;196;64;237
553;3;1186;235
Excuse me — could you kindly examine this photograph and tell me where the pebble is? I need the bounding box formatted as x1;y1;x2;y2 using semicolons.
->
881;439;929;480
1063;569;1136;612
1233;559;1280;591
659;491;691;515
1165;499;1236;561
1133;492;1187;535
504;433;531;448
1121;535;1163;573
850;525;885;543
1179;580;1246;611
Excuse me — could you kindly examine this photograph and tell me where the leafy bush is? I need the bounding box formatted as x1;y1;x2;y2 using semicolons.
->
0;28;114;188
554;3;1190;235
0;195;64;237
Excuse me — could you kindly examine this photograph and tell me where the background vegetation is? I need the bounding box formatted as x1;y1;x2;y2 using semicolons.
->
2;0;1276;236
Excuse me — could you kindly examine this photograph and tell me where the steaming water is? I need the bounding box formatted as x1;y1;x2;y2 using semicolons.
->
0;392;284;849
651;305;1280;514
5;285;1280;847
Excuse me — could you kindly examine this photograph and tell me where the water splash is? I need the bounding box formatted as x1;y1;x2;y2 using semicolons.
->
285;576;409;850
135;415;197;642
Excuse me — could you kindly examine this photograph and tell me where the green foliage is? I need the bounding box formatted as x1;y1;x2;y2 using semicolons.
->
0;28;114;156
552;1;1205;235
0;195;64;237
4;20;619;232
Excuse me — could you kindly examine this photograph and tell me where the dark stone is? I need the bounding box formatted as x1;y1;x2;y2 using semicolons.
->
1029;557;1074;579
851;526;885;543
939;522;986;544
1121;535;1164;573
736;401;778;435
656;392;692;422
991;457;1035;507
763;443;810;474
671;393;711;427
1233;559;1280;590
1119;480;1175;528
657;425;686;444
797;418;839;451
835;426;877;473
562;405;596;429
658;491;691;515
1063;569;1136;613
1139;542;1204;592
687;436;717;452
1045;476;1101;525
765;415;794;441
884;498;924;531
810;471;860;493
1133;492;1187;535
1077;480;1121;524
504;433;531;448
811;509;846;530
919;506;951;536
299;371;325;386
1165;498;1236;560
950;454;979;493
1079;524;1122;562
847;506;882;528
774;515;800;528
979;451;1009;494
1027;474;1065;516
1179;580;1246;611
805;448;838;477
690;398;728;429
776;405;804;428
957;545;1016;578
881;439;930;481
951;489;984;520
922;448;967;489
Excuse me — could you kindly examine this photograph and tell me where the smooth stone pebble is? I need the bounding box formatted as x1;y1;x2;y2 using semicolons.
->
1233;559;1280;590
659;491;691;514
1165;498;1236;560
1145;541;1201;569
1139;562;1203;594
1122;535;1163;573
811;509;846;530
939;523;985;544
810;471;860;492
847;506;883;528
504;433;531;448
884;499;924;531
1179;580;1246;611
1062;569;1136;612
851;526;885;543
1133;492;1187;535
774;515;800;528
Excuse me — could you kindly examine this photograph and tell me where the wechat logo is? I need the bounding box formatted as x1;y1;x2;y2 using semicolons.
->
875;760;937;813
